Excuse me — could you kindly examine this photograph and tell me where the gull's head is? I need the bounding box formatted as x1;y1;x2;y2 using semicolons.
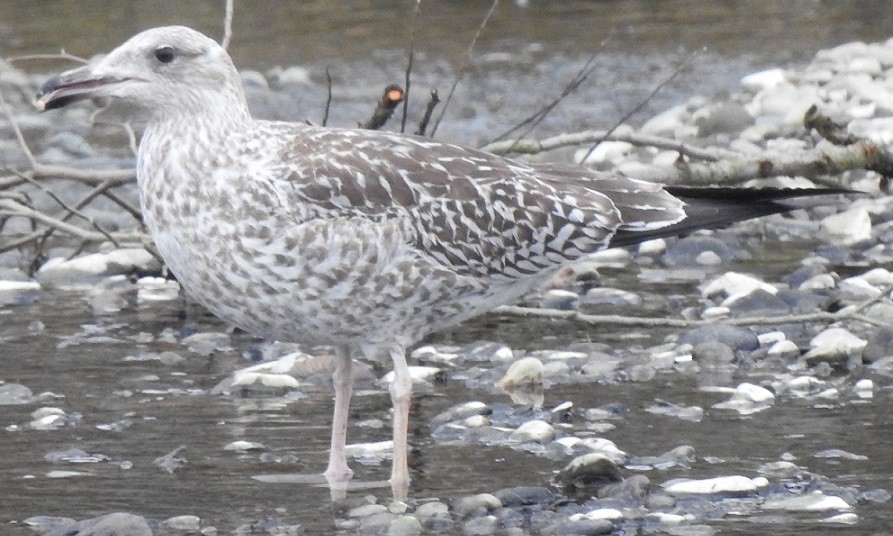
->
35;26;246;120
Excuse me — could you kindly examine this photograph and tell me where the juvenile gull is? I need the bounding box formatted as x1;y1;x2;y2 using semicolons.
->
36;26;842;500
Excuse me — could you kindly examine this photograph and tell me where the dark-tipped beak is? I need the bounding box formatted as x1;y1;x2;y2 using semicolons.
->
34;65;126;111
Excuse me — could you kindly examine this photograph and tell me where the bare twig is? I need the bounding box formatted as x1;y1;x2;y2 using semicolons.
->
0;198;141;244
496;298;887;330
6;51;88;64
221;0;235;50
361;85;405;130
576;49;699;165
401;0;422;134
322;68;333;127
415;90;440;136
10;169;119;247
481;129;735;161
429;0;500;137
491;36;611;146
0;89;38;168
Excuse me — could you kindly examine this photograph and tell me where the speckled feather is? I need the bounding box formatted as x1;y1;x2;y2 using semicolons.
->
37;26;838;498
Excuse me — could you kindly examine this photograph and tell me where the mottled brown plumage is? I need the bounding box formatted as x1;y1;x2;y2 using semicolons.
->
35;26;836;500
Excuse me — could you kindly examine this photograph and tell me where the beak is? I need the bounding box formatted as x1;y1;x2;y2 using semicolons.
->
34;65;130;111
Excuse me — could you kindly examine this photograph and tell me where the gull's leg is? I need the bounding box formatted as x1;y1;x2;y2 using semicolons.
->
388;345;411;500
324;347;354;500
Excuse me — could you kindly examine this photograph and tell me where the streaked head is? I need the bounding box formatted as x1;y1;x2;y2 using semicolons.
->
35;26;247;121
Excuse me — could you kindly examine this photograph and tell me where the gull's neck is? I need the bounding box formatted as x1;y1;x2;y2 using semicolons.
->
143;84;253;145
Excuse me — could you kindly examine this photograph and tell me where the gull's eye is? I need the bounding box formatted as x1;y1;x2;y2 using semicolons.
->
154;46;176;64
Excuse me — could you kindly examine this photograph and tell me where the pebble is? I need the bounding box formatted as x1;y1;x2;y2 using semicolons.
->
497;357;544;389
711;383;775;414
45;512;153;536
493;486;553;507
510;419;555;443
762;491;852;511
388;515;422;536
452;494;502;519
663;475;767;496
0;382;33;405
36;248;161;285
555;453;622;497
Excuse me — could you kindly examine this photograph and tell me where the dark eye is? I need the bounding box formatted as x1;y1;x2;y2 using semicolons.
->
154;46;176;64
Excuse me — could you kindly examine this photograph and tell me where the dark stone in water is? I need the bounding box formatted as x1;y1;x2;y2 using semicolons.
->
45;512;152;536
546;518;614;535
678;325;759;351
863;327;893;364
493;486;554;507
661;236;735;266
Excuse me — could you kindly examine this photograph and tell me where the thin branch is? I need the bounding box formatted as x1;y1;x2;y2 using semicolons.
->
221;0;235;50
481;129;735;161
0;198;141;244
576;49;699;165
401;0;422;134
6;51;88;64
429;0;499;137
491;36;611;145
0;89;37;168
322;68;333;127
415;90;440;136
361;85;405;130
11;168;119;247
496;301;887;329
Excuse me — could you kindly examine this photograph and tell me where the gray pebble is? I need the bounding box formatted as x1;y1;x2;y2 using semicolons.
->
452;493;502;519
462;515;498;536
555;454;622;498
493;486;553;507
545;519;613;536
46;512;152;536
0;382;33;405
678;325;759;351
387;515;421;536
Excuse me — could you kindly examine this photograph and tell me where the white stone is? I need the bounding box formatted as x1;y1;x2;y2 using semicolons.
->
380;366;441;385
740;68;787;92
510;419;555;443
798;274;836;291
637;238;667;254
808;327;867;355
821;208;872;244
854;378;873;398
701;271;777;304
578;437;626;463
767;340;799;357
496;357;544;390
574;141;634;164
762;491;851;512
663;475;764;495
712;382;775;415
223;440;266;451
580;508;623;521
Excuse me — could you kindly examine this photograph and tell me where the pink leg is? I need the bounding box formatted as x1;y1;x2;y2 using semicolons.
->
324;349;354;500
389;345;411;500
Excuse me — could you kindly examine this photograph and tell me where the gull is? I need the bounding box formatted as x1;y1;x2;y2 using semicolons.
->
35;26;842;500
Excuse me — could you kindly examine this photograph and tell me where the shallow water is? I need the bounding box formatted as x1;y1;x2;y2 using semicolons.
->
1;1;892;534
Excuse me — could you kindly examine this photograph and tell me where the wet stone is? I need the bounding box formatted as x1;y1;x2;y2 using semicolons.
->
678;325;759;351
662;236;735;266
493;486;553;508
544;518;614;535
387;515;421;536
555;453;622;498
164;515;202;532
452;493;502;519
462;515;498;536
45;512;153;536
0;382;33;405
598;474;651;501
